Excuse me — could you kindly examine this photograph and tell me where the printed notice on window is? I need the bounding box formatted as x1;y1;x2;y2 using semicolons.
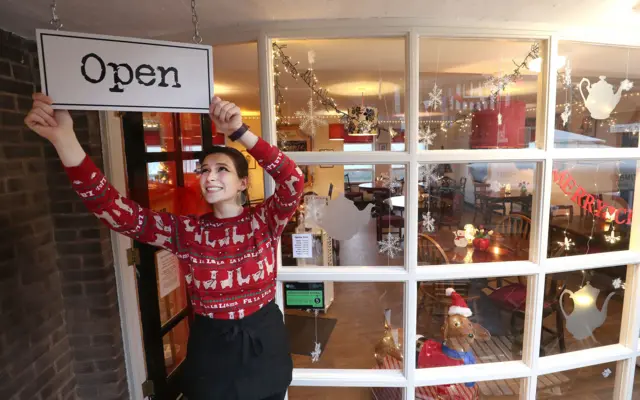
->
292;234;313;258
156;250;180;298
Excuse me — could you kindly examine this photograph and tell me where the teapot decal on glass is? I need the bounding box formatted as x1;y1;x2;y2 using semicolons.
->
579;76;633;120
559;282;615;341
305;193;373;241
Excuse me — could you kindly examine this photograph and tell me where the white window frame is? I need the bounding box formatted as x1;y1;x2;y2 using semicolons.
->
256;30;640;400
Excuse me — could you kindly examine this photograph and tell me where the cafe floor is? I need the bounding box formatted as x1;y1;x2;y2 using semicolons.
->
285;211;639;400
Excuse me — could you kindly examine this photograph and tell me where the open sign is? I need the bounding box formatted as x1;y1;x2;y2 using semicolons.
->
37;29;213;112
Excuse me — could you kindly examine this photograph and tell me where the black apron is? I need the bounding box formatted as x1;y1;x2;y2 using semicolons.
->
182;301;293;400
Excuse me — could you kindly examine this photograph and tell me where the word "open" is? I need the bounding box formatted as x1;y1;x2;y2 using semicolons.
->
80;53;182;93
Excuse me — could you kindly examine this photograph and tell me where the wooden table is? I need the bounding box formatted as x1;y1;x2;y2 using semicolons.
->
427;230;528;264
478;191;533;223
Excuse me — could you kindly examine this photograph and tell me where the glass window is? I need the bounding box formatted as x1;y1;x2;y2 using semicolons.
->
273;38;406;152
417;277;528;368
420;38;543;150
143;113;175;153
162;318;189;375
283;282;404;369
538;361;621;399
417;162;537;264
547;160;635;258
281;164;406;267
541;266;625;357
418;378;522;399
289;387;404;399
554;42;640;148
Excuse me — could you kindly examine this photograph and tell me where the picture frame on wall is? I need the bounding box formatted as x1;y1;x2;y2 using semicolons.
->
242;151;257;169
275;124;313;186
378;143;388;151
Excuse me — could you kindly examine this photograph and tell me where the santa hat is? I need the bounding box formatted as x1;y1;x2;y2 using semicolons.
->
445;288;472;317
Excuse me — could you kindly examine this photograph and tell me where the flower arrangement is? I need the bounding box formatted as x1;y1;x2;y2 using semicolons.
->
518;181;529;194
472;225;493;251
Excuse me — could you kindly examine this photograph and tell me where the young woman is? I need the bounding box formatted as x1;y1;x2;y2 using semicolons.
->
25;93;305;400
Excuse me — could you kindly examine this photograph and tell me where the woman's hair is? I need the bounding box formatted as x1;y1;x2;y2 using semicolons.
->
199;146;250;205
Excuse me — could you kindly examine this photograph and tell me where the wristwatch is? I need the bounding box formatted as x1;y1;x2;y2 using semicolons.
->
229;124;249;142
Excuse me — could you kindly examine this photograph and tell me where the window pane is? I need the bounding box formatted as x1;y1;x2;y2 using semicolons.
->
179;113;203;151
554;42;640;148
547;160;635;258
281;165;406;267
213;42;265;203
417;277;527;369
147;161;177;213
541;266;624;357
420;38;542;150
418;378;521;399
289;386;403;399
284;282;404;369
143;112;175;152
417;162;536;265
538;361;621;399
162;318;189;375
273;38;406;152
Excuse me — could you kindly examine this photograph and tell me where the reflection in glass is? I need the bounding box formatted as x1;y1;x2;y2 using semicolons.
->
554;42;640;149
281;164;406;267
163;318;189;375
417;162;536;265
538;361;619;399
547;161;635;258
273;38;406;152
417;277;526;369
541;267;624;357
283;282;403;369
419;38;542;150
289;386;404;399
418;379;521;399
148;161;177;213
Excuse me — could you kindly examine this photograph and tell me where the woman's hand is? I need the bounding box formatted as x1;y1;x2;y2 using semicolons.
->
24;93;74;145
209;96;243;135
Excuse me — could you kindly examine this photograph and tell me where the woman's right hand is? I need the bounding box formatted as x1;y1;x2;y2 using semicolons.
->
24;93;74;144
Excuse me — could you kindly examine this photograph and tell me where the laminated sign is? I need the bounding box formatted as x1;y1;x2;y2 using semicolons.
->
36;29;214;112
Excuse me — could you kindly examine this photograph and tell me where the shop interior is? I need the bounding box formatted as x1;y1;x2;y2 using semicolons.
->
139;38;640;399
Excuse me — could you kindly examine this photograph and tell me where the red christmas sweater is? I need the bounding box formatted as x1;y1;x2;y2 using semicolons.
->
65;137;304;319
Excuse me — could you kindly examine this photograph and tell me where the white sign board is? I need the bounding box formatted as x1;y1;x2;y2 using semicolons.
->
36;29;213;112
292;234;313;259
155;250;181;298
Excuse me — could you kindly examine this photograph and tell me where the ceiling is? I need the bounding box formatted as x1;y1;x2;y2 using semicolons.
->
2;0;639;119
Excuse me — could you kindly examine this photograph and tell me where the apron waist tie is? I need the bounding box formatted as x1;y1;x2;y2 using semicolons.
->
224;323;264;365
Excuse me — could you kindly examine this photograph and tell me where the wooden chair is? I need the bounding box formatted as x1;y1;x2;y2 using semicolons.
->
418;233;449;266
374;189;403;241
438;192;464;230
473;182;506;224
494;214;531;256
343;174;364;202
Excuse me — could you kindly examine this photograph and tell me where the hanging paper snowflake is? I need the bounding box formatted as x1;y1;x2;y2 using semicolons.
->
295;97;327;137
311;341;322;363
418;124;436;147
561;104;571;127
602;368;612;378
419;164;442;185
497;113;503;126
557;235;575;251
484;75;512;100
620;79;634;91
612;278;625;290
388;126;399;139
421;212;435;233
425;82;443;110
562;59;572;88
378;233;402;258
377;173;402;194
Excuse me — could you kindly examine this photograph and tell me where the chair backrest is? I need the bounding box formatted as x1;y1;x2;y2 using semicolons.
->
495;214;532;240
344;174;351;191
440;176;455;187
459;177;467;192
418;233;450;265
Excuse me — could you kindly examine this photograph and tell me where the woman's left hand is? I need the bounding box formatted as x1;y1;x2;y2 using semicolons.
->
209;96;242;135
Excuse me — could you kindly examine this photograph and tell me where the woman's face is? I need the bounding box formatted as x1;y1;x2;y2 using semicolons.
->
199;153;247;205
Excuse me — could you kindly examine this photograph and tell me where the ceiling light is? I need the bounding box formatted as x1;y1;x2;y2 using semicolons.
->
527;56;566;73
324;81;400;97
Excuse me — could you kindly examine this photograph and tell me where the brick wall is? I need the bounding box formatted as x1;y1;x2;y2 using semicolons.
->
0;29;128;400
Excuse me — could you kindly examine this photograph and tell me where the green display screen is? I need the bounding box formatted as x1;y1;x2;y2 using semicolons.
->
284;282;324;309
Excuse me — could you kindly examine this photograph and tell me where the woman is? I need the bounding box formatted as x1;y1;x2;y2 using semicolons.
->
25;93;305;400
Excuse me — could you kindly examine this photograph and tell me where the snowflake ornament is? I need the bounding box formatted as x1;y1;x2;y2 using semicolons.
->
419;164;442;186
612;278;625;290
620;79;634;92
418;125;436;147
557;235;575;251
388;126;399;139
561;104;571;127
310;341;322;363
425;83;443;110
379;174;402;194
602;368;612;378
497;113;503;126
295;97;327;137
378;233;402;258
422;212;435;233
562;59;572;88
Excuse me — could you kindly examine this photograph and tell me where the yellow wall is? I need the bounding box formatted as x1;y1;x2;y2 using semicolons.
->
310;125;344;199
227;123;266;202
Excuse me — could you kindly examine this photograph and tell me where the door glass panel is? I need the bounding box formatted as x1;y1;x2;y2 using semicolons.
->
281;164;406;267
147;161;177;213
418;378;522;399
179;113;204;151
157;250;188;326
283;281;404;369
143;112;176;152
163;318;189;375
289;387;404;399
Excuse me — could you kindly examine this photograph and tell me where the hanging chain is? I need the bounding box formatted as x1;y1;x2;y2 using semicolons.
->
50;0;63;30
191;0;202;44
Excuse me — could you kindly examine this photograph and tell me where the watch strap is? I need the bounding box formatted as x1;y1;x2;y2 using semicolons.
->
229;123;249;142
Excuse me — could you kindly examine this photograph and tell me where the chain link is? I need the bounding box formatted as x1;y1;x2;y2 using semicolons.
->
49;0;63;30
191;0;202;44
